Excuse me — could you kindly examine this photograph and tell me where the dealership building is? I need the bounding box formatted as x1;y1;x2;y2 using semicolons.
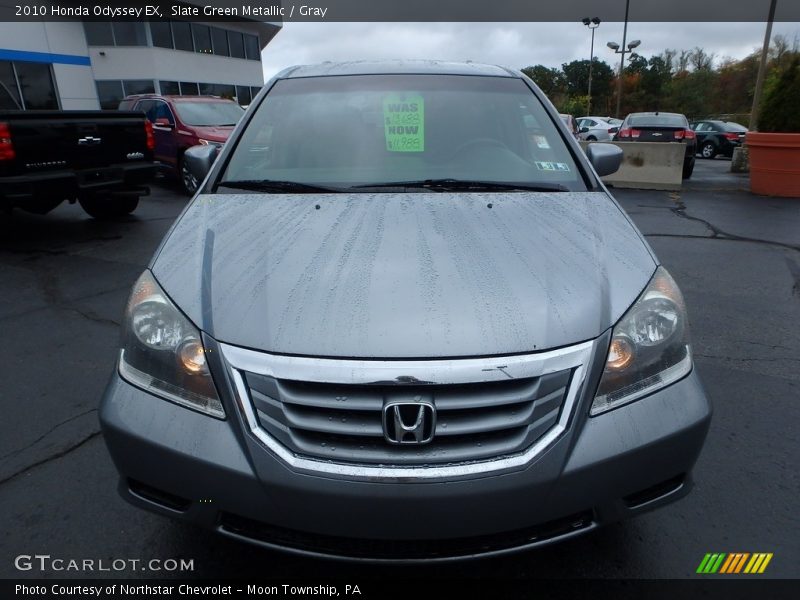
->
0;6;281;111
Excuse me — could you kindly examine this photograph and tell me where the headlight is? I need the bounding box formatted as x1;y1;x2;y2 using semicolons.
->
591;267;692;416
118;270;225;418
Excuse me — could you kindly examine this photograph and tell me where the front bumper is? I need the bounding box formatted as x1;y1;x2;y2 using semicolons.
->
99;338;711;561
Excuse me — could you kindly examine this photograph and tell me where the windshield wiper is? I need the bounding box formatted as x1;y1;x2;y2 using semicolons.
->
217;180;347;193
352;179;570;192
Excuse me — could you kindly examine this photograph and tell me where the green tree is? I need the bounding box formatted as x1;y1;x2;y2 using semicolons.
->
521;65;566;98
758;57;800;132
561;59;614;114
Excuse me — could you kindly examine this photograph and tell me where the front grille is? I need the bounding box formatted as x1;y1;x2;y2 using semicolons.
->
219;510;594;560
243;369;573;466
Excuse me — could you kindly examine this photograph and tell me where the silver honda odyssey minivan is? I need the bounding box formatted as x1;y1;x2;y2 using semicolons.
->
100;60;711;561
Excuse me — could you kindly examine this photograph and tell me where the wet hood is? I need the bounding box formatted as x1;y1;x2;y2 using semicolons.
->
152;192;656;358
189;125;235;142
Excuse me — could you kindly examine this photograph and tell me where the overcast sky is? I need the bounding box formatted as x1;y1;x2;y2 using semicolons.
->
262;22;800;80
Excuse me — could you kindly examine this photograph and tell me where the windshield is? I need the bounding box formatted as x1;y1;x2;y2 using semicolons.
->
628;114;687;128
724;122;748;132
221;74;586;191
173;101;244;126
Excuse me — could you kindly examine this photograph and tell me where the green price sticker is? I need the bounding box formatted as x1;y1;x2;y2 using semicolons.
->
383;94;424;152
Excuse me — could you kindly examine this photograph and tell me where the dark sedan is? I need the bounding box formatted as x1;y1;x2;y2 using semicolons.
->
614;112;697;179
690;120;748;159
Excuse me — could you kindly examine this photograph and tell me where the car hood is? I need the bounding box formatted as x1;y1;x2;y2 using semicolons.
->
190;125;235;141
152;192;656;358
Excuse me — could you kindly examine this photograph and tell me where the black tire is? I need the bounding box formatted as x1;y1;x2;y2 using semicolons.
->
179;154;200;196
79;194;139;220
586;135;597;141
682;158;695;179
700;141;717;159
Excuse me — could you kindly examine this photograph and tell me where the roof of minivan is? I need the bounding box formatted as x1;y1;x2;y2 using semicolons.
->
278;60;518;79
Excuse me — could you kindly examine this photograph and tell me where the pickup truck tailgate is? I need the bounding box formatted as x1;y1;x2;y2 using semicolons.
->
3;110;150;172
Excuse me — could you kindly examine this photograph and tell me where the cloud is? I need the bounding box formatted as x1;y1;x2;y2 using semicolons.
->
263;21;800;81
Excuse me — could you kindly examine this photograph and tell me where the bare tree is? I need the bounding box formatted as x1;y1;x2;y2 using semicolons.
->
690;47;715;71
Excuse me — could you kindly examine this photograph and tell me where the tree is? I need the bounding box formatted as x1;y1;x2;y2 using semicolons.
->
521;65;566;98
560;59;614;114
758;57;800;132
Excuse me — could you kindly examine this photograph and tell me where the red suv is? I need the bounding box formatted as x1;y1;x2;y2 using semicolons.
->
119;95;244;194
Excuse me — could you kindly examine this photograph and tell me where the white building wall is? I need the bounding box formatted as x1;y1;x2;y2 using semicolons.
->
52;64;99;109
87;46;264;87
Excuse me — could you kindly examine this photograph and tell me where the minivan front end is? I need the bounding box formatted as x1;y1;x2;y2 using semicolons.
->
99;61;711;561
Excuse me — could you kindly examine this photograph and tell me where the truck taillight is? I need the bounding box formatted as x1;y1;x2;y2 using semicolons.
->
144;120;155;151
0;122;15;161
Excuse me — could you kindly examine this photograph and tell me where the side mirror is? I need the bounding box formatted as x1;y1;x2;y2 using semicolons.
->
580;126;590;133
586;142;623;177
183;144;218;186
154;117;173;128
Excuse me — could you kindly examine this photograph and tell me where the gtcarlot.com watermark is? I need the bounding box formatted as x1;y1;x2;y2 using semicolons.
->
14;554;194;573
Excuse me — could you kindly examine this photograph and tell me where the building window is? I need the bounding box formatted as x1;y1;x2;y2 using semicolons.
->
250;86;262;100
0;61;22;109
172;21;194;52
150;21;173;49
192;24;213;54
211;27;229;56
179;81;199;96
83;22;114;45
84;22;146;46
236;85;252;106
96;80;124;110
228;31;245;59
112;23;147;46
244;34;260;61
122;80;155;96
159;80;180;95
11;62;59;109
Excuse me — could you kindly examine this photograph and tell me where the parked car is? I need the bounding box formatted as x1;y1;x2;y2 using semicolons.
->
690;120;748;159
100;61;711;561
1;82;156;219
119;94;244;195
559;113;582;139
577;116;621;141
614;112;697;179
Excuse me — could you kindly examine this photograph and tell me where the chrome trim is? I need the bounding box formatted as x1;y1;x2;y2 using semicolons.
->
221;341;595;482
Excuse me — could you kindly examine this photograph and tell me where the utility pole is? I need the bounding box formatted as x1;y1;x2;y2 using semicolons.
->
615;0;630;119
582;17;601;115
749;0;778;131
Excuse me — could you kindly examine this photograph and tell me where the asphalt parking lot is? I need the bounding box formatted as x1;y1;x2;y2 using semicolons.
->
1;159;798;579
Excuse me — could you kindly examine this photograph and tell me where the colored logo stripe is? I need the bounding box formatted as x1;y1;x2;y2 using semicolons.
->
744;553;773;574
697;552;773;574
697;553;726;573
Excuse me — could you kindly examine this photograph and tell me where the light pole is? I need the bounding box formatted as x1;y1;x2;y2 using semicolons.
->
607;0;641;118
582;17;601;115
607;36;641;118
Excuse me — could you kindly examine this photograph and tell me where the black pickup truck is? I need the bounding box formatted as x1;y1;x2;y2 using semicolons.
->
1;86;157;219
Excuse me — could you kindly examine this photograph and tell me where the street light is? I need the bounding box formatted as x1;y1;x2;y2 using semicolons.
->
607;0;641;118
582;17;601;115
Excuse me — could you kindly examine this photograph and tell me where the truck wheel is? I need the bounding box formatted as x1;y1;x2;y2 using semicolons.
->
700;141;717;159
79;195;139;220
180;155;199;196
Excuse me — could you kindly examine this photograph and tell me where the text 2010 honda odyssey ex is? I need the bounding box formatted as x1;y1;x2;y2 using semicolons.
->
100;61;711;561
